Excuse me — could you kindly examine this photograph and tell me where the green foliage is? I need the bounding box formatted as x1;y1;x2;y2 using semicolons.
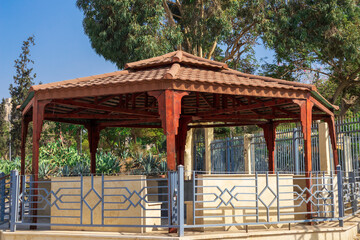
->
261;0;360;115
76;0;268;71
9;36;36;158
0;99;9;159
0;157;21;175
132;153;167;175
96;151;120;175
76;0;181;69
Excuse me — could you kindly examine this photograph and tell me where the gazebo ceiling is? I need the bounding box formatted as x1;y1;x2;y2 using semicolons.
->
20;50;338;127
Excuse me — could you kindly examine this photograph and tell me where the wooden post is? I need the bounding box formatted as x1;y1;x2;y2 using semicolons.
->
31;99;48;228
324;116;339;171
149;90;188;234
294;98;314;219
149;90;188;171
86;122;101;174
176;117;191;166
259;122;277;174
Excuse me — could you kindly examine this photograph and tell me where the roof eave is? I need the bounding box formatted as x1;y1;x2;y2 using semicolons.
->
311;91;339;111
20;91;34;111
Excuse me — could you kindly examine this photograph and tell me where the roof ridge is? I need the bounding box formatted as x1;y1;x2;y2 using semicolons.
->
124;51;177;70
163;63;181;79
30;70;128;92
172;51;183;62
181;51;228;69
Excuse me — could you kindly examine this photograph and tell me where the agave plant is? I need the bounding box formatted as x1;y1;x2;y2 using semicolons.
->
133;153;166;176
96;151;120;175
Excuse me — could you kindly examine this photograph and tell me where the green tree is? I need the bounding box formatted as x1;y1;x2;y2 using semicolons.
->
0;99;9;159
76;0;268;72
9;36;36;158
261;0;360;115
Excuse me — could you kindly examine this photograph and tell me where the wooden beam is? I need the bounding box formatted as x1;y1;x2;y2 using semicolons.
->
197;99;292;117
271;106;298;118
202;112;293;121
104;124;161;128
309;96;334;116
190;122;267;128
22;98;34;116
199;93;213;108
97;95;117;104
196;93;200;113
44;113;158;120
44;118;86;125
213;94;220;108
52;99;158;117
98;119;160;127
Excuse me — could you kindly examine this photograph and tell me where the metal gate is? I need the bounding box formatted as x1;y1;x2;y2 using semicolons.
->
0;173;11;226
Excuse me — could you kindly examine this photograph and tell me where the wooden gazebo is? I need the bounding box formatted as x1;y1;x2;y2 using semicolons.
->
20;51;339;179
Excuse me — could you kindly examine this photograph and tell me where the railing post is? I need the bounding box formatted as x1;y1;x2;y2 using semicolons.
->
0;172;5;223
349;169;357;214
293;128;300;174
168;170;178;233
177;165;185;237
226;138;231;172
337;165;344;227
10;170;19;232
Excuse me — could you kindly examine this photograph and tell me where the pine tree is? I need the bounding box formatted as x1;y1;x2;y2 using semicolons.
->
9;36;36;158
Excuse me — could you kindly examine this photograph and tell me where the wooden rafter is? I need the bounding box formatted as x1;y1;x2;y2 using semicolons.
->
199;93;213;108
196;99;292;117
52;99;158;117
98;119;160;127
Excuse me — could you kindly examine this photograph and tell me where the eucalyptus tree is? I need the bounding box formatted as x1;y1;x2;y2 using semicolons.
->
262;0;360;115
76;0;268;72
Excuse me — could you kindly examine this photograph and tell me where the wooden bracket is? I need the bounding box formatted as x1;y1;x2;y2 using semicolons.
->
258;121;279;173
149;90;189;171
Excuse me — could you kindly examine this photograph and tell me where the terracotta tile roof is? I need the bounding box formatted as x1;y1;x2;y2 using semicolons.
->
31;51;313;92
28;50;336;110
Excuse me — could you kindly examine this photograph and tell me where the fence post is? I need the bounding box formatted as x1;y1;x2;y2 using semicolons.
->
0;172;5;223
293;128;300;174
184;128;194;180
10;170;19;232
344;136;353;173
204;128;213;173
168;171;178;232
177;165;185;237
319;122;331;174
349;169;357;214
244;134;252;174
226;138;231;172
336;165;344;227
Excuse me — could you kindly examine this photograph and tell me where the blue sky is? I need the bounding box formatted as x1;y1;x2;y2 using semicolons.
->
0;1;274;99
